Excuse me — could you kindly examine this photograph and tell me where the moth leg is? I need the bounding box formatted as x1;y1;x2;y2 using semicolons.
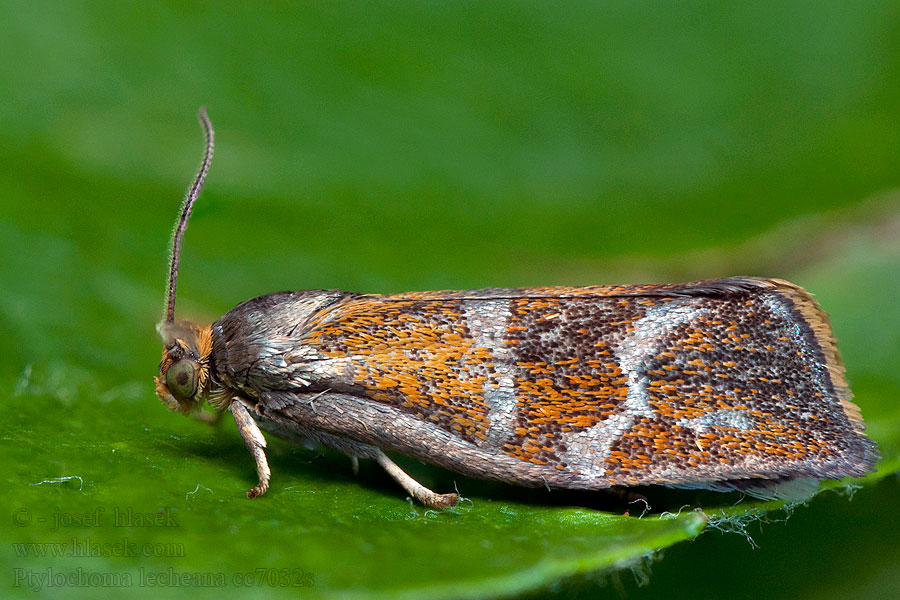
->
230;400;270;499
193;408;225;425
374;450;459;509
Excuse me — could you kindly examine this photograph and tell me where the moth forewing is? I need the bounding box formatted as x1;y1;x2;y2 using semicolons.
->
156;110;879;508
212;279;878;502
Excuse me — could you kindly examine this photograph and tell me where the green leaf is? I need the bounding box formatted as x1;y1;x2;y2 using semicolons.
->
2;2;899;599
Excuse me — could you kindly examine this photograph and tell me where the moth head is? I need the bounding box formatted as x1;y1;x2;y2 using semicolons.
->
155;107;215;415
155;321;213;414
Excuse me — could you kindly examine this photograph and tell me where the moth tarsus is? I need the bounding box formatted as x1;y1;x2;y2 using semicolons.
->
154;109;879;508
375;451;460;508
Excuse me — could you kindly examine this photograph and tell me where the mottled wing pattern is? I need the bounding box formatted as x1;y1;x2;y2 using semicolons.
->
298;277;877;487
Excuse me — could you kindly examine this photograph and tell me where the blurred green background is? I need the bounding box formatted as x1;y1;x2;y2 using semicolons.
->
2;2;898;599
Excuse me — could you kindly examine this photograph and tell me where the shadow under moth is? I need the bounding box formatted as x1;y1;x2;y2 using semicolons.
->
155;109;879;508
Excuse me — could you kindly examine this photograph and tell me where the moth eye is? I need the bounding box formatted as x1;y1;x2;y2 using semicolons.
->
166;360;198;401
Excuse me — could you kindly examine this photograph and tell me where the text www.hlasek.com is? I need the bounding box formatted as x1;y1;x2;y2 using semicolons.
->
12;537;184;558
12;567;315;591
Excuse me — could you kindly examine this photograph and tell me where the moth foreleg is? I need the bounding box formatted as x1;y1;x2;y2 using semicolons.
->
374;450;459;509
193;408;225;425
230;399;271;499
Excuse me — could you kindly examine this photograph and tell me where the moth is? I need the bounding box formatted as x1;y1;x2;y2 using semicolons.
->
155;109;879;508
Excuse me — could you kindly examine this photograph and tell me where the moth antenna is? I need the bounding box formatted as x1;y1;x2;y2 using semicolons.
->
165;107;215;323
